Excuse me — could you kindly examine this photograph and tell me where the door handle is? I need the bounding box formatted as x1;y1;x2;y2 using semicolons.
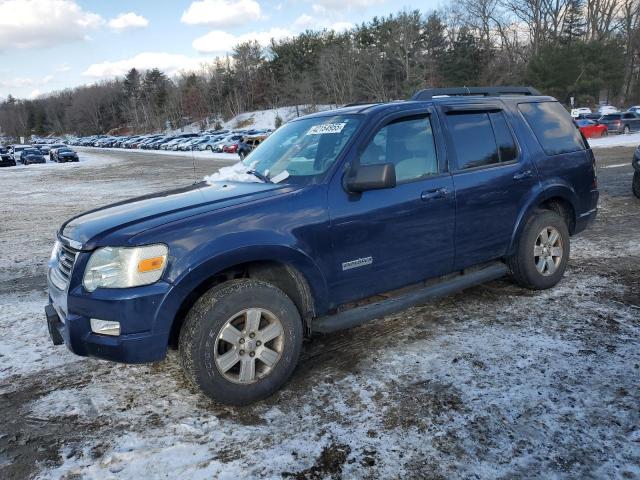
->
421;188;449;201
513;170;533;181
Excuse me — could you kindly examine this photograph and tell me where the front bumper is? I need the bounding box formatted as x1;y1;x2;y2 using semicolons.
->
46;264;173;364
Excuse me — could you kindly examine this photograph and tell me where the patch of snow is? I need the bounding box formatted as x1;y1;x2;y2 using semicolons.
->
589;132;640;148
203;161;260;184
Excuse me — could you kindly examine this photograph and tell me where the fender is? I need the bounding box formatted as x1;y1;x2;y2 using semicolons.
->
507;179;579;255
152;244;330;336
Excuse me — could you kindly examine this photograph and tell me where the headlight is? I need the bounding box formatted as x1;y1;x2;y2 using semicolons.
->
83;244;168;292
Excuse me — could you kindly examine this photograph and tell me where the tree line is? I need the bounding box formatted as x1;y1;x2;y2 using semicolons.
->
1;0;640;138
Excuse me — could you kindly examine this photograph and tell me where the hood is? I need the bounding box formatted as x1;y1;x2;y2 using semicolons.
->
61;181;292;248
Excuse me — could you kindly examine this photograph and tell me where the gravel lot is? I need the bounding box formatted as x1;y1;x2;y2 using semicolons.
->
0;146;638;479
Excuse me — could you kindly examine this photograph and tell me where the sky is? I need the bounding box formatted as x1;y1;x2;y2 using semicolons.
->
0;0;441;100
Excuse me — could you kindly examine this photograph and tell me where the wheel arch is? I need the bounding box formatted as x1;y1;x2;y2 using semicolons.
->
508;184;579;255
160;246;328;348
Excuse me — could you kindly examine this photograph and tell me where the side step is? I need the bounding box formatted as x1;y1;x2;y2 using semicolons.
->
312;262;508;334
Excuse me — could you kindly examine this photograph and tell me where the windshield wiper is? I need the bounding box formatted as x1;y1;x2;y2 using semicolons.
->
246;169;272;183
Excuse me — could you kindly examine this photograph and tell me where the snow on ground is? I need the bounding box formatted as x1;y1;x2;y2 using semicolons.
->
589;131;640;148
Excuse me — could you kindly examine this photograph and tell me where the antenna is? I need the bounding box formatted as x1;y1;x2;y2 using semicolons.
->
191;145;197;183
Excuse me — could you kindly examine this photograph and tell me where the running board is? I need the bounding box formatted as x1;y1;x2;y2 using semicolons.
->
312;262;508;334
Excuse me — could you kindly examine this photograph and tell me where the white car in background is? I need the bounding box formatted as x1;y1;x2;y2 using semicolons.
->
598;105;618;116
627;106;640;114
571;107;592;118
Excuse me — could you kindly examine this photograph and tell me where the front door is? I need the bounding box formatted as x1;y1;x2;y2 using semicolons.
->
327;112;455;307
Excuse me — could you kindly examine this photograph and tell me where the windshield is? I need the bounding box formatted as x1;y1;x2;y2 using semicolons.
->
239;115;361;184
602;114;621;120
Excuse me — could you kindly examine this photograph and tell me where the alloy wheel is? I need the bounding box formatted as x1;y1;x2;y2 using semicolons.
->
214;308;284;384
534;226;563;276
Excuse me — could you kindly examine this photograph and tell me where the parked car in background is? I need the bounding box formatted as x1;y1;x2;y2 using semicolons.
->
215;134;244;153
51;147;79;162
598;105;618;116
42;143;66;156
11;145;30;160
575;119;608;139
19;148;46;164
0;151;16;167
571;107;592;118
627;106;640;115
598;112;640;134
237;135;267;159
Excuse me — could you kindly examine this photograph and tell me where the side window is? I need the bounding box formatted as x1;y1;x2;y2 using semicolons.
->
447;112;499;169
490;112;518;163
518;101;586;155
359;116;438;183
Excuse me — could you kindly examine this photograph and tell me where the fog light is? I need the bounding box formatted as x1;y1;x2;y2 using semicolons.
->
90;319;121;336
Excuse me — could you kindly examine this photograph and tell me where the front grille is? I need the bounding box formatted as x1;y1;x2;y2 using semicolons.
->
56;243;79;286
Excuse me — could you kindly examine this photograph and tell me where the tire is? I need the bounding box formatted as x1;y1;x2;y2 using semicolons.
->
633;171;640;199
179;279;303;405
624;125;631;135
239;152;245;160
601;130;608;137
206;146;213;151
507;210;570;290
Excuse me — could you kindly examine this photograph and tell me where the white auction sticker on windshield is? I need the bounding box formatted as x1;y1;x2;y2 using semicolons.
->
307;123;346;135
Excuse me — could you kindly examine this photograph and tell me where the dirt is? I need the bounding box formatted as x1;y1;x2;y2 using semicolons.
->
0;146;638;479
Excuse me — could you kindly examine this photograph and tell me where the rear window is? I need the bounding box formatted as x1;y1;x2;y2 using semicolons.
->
602;114;621;120
518;102;585;155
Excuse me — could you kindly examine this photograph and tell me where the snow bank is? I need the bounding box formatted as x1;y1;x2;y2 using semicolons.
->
589;132;640;148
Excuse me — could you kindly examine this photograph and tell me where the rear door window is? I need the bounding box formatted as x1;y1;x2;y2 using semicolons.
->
446;110;518;170
519;102;586;155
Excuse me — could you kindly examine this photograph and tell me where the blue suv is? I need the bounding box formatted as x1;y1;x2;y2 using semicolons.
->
46;87;599;405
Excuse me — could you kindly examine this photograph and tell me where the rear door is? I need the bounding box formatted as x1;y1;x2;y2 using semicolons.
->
439;105;539;270
327;109;455;306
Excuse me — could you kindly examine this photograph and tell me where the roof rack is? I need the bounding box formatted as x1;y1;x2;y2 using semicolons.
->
411;86;542;101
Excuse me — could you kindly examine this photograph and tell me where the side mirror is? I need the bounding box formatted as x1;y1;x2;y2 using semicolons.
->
345;163;396;193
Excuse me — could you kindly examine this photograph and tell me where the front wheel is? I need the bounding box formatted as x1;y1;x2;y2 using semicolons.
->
624;125;631;135
633;171;640;199
179;279;303;405
508;210;570;290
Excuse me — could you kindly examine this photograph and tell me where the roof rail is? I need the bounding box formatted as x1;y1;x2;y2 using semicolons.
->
411;86;542;101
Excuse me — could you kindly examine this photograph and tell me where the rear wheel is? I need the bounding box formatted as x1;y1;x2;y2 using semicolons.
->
508;210;570;290
601;130;608;137
624;125;631;135
633;171;640;199
179;279;303;405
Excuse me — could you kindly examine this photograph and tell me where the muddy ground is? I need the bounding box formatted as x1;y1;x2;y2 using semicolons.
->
0;147;638;479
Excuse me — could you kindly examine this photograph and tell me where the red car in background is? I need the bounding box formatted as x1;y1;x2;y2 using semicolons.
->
222;142;240;154
575;119;608;138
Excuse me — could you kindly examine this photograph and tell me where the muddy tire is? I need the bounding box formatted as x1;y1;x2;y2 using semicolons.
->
633;171;640;199
179;279;303;406
508;210;570;290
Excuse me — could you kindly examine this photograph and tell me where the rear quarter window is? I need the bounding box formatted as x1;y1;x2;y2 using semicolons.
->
518;102;586;156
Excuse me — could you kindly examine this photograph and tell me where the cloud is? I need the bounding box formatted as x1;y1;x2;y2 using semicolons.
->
55;63;72;72
83;52;207;78
28;89;42;99
0;0;102;50
192;27;292;54
108;12;149;31
0;75;54;88
311;0;385;11
293;14;353;32
181;0;261;27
